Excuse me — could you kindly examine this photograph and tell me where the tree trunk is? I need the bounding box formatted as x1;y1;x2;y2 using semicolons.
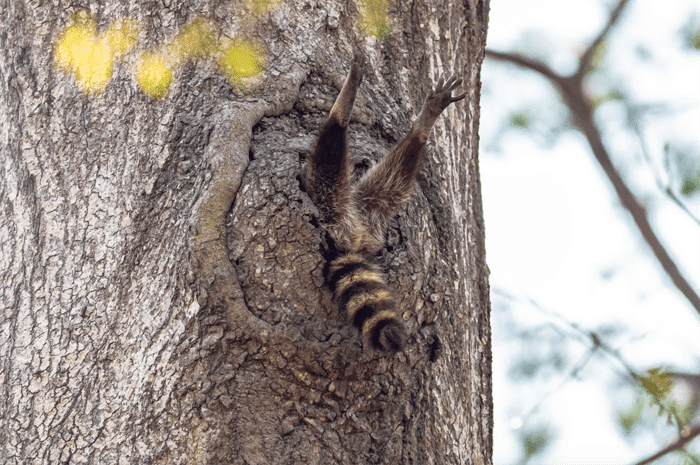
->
0;1;491;464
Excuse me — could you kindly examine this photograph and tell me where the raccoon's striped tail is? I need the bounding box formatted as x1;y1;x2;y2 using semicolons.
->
327;254;406;352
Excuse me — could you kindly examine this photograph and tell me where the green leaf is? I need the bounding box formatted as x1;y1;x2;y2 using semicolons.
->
511;112;530;129
680;172;700;196
521;426;552;461
641;368;673;398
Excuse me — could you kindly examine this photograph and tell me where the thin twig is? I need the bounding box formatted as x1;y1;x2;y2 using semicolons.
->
629;102;700;227
631;422;700;465
576;0;632;79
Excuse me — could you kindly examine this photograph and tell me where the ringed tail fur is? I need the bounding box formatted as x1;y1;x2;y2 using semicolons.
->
327;254;406;352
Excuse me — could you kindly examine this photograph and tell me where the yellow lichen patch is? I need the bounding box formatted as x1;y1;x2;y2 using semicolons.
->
103;18;139;57
247;0;281;16
172;19;218;61
54;14;267;96
55;19;112;93
54;13;139;94
136;54;173;99
218;41;264;84
358;0;391;38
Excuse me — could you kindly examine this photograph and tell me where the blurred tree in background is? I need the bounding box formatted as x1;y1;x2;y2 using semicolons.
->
482;0;700;463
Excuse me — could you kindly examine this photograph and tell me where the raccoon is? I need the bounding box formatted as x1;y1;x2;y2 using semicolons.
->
304;51;465;352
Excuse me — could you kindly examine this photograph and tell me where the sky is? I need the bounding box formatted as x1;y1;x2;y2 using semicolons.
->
480;1;700;463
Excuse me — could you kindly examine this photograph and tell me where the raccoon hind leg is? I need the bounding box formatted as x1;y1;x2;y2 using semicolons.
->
304;52;366;246
353;74;466;252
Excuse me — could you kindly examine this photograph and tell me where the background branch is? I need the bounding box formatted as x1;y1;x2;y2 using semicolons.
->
576;0;632;79
496;288;700;465
485;0;700;317
631;422;700;465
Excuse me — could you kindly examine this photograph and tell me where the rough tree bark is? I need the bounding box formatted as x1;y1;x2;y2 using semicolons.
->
0;0;491;464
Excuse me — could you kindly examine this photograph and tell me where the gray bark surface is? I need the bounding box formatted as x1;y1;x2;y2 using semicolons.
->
0;1;491;463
